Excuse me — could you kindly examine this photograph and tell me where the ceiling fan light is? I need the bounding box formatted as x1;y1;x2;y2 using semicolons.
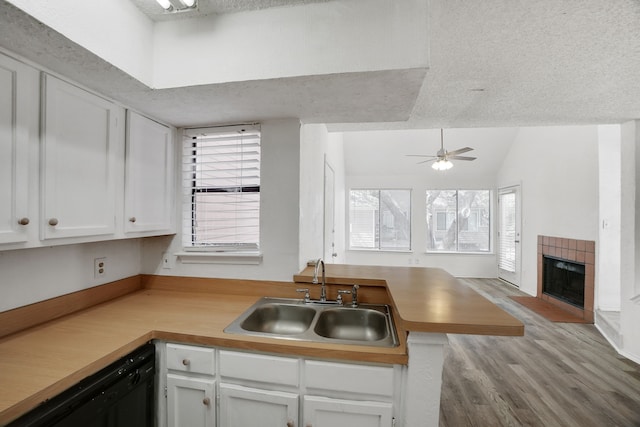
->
180;0;196;7
432;159;453;171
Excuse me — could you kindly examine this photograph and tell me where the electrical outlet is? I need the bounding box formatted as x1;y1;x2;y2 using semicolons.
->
162;252;174;269
94;257;106;278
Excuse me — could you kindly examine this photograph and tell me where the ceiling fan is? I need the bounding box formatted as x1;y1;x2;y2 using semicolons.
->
407;129;476;170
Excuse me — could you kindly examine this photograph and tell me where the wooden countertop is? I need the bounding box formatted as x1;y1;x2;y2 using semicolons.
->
295;264;524;336
0;265;523;425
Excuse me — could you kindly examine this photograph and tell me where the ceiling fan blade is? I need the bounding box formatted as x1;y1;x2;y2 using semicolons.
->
449;155;477;161
446;147;474;156
416;158;437;164
406;154;437;158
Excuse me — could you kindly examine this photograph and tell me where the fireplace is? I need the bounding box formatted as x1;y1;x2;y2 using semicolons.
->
542;256;585;308
537;236;594;323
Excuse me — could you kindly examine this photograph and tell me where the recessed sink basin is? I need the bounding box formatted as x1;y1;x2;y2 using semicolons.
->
314;308;389;342
240;303;315;335
224;297;398;347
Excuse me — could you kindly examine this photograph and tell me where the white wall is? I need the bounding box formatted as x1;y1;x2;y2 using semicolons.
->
598;125;622;311
497;126;599;296
298;125;346;267
7;0;429;90
152;0;428;88
0;239;141;312
619;121;640;363
6;0;154;84
142;119;303;281
299;125;327;265
326;132;347;264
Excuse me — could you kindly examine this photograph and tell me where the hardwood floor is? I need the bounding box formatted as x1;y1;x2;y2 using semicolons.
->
439;278;640;427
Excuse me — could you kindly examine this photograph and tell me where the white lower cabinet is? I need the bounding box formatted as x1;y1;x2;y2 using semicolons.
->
167;374;216;427
162;343;217;427
219;383;298;427
303;395;393;427
158;343;400;427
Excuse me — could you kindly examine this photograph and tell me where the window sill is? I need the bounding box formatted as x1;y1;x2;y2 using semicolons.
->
176;251;263;265
348;249;413;254
424;251;495;256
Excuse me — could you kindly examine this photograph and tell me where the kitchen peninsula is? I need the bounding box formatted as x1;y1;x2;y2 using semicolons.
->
0;265;523;426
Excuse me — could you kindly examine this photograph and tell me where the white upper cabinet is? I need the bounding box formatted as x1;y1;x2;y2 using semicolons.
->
40;74;124;240
124;111;175;235
0;53;38;244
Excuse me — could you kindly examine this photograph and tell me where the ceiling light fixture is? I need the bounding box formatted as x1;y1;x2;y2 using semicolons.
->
155;0;197;12
156;0;172;10
432;158;453;171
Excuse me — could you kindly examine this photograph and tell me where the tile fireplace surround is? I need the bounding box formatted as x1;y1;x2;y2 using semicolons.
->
537;235;595;323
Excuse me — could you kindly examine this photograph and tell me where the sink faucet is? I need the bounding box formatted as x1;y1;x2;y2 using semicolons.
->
312;258;327;302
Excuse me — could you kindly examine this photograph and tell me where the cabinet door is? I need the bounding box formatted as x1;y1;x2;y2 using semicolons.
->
0;53;37;244
124;111;174;234
303;395;393;427
219;383;298;427
167;374;215;427
41;74;122;240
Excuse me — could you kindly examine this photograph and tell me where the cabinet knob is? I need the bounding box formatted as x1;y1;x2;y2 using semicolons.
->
182;358;190;366
18;218;30;226
202;397;211;406
286;421;294;427
129;217;137;223
48;218;58;226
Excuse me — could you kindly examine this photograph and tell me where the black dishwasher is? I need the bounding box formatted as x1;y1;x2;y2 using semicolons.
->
8;343;155;427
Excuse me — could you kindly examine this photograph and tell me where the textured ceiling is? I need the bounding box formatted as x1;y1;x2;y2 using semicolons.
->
1;0;639;130
129;0;331;21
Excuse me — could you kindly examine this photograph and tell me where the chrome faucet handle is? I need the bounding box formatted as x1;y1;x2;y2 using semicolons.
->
337;289;351;306
296;288;311;303
351;284;359;307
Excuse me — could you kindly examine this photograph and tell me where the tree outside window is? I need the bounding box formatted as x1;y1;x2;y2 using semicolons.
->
426;190;490;252
349;189;411;250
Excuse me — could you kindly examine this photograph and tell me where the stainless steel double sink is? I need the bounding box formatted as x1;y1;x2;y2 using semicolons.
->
224;297;399;347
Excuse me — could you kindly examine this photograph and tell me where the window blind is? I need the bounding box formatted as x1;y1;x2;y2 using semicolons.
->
498;191;516;271
182;125;260;251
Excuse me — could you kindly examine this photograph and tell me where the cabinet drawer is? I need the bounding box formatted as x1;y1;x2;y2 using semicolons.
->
305;360;394;398
166;343;215;375
219;350;299;387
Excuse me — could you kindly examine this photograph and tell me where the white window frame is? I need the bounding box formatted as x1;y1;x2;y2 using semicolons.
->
348;188;412;252
426;189;492;254
178;124;262;264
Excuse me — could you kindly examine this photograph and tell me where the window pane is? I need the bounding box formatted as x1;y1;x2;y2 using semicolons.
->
183;126;261;250
193;192;260;246
379;190;411;250
427;189;490;253
349;189;411;250
426;190;457;251
349;190;379;248
458;190;490;251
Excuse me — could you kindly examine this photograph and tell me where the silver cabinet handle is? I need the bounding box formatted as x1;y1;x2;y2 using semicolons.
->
129;217;137;223
18;218;30;226
48;218;58;226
